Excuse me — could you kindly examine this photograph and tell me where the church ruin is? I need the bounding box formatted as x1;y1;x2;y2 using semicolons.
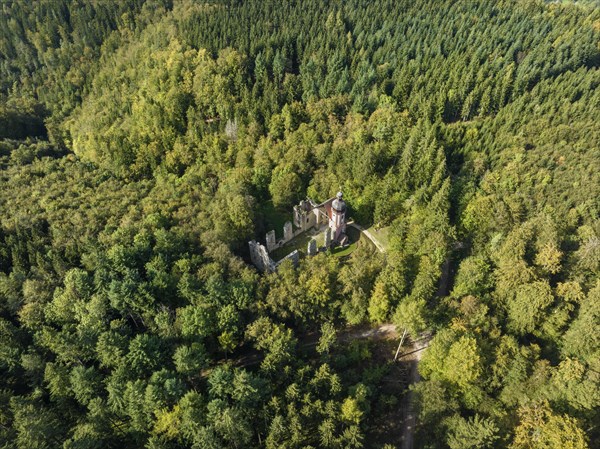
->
249;192;348;272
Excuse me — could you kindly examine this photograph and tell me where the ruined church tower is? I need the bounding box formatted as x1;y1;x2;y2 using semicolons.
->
330;191;346;241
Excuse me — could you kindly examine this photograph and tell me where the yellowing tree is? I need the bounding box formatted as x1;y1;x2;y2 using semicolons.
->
341;397;363;425
508;281;554;336
444;335;482;389
367;279;390;324
511;401;588;449
535;243;562;274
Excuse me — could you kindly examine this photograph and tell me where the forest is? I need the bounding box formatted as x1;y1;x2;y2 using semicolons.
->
0;0;599;448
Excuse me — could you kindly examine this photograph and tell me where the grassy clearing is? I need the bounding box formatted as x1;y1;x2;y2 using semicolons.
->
270;232;316;260
270;224;376;261
365;225;391;250
331;225;375;257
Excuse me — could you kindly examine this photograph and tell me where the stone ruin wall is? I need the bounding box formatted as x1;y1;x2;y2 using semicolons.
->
283;221;293;241
276;249;299;268
250;197;340;273
248;240;276;273
249;239;300;273
265;230;276;252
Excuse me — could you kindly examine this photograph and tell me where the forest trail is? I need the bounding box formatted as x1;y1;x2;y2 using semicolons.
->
339;322;398;341
308;322;431;449
233;321;430;449
397;333;431;449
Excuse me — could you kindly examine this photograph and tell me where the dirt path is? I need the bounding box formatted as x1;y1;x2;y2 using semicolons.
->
340;324;431;449
339;323;398;341
397;333;431;449
232;322;430;449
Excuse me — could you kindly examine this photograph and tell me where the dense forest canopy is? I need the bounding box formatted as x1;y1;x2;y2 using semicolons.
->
0;1;599;448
